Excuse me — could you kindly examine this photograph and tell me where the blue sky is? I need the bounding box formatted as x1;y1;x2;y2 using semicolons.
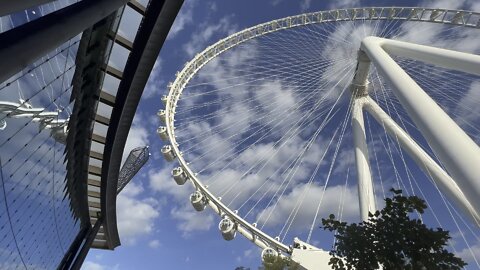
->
83;0;480;269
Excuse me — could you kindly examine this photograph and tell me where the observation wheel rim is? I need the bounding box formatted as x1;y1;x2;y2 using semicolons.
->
162;6;480;254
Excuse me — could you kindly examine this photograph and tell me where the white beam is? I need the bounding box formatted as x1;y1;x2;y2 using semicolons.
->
361;36;480;217
379;37;480;76
350;50;371;96
352;97;376;221
364;97;480;224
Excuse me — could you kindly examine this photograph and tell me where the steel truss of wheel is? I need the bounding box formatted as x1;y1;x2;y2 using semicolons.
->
157;6;480;263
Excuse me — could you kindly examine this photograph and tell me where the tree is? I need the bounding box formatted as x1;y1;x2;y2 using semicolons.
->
322;189;467;270
262;254;300;270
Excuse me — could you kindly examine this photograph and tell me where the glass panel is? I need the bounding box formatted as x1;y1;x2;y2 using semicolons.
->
93;122;108;137
117;6;143;42
91;141;105;154
0;34;80;268
108;43;130;72
89;157;103;168
0;0;79;33
97;102;113;119
102;74;120;97
137;0;150;8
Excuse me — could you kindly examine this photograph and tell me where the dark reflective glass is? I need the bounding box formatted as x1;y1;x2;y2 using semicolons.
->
0;3;81;267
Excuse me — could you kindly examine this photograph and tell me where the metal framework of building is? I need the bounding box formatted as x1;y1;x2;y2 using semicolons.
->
0;1;183;269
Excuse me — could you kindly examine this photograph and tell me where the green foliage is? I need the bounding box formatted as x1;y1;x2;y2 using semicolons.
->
262;254;300;270
322;189;467;270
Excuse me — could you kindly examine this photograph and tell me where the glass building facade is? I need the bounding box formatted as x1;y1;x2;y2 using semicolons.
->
0;2;80;268
0;0;182;268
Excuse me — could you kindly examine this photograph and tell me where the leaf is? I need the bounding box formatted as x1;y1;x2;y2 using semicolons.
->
322;189;467;270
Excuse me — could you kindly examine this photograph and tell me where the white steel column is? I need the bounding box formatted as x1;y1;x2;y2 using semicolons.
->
361;36;480;216
352;97;376;221
364;97;480;224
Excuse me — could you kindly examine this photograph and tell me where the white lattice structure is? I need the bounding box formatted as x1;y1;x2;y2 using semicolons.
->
157;7;480;269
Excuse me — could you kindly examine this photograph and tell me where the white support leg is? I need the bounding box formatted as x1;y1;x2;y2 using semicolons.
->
372;37;480;77
361;36;480;216
352;97;376;221
364;97;480;224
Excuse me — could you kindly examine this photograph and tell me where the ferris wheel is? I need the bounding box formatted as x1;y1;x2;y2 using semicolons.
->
157;7;480;269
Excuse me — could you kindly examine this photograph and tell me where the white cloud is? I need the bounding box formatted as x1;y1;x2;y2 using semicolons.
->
471;2;480;11
120;180;143;197
457;243;480;267
183;16;238;57
149;166;193;200
455;82;480;138
116;183;160;245
169;27;363;238
208;2;217;12
149;167;215;236
300;0;311;11
418;0;465;9
122;113;150;165
142;58;163;99
328;0;360;9
82;261;119;270
396;1;480;52
270;0;283;6
332;146;355;175
82;261;104;270
167;0;196;40
148;239;161;248
252;80;300;133
236;247;258;263
256;183;360;232
170;205;215;237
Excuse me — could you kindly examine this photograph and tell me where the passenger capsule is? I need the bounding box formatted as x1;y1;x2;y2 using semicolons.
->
161;95;168;105
172;167;188;185
157;110;166;123
451;12;463;24
430;10;441;20
157;126;168;141
190;191;207;211
219;217;236;241
261;247;278;263
161;145;176;162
